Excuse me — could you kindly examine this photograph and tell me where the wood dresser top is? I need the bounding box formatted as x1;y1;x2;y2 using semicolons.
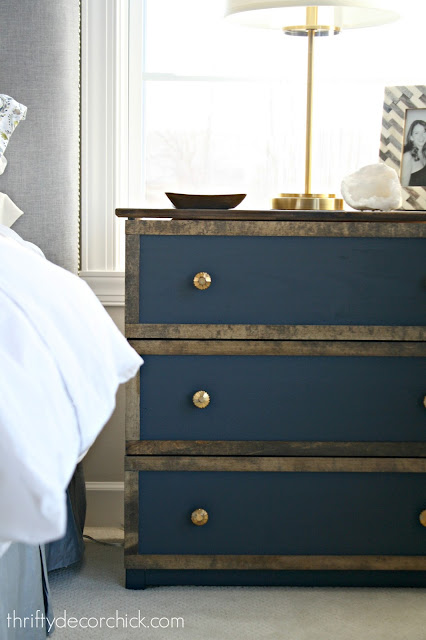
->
116;208;426;223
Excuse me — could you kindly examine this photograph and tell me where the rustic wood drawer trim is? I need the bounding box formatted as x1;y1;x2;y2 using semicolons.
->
126;441;426;458
125;554;426;571
125;371;140;440
125;234;140;324
125;456;426;473
126;326;426;342
124;471;139;557
128;339;426;356
125;219;426;238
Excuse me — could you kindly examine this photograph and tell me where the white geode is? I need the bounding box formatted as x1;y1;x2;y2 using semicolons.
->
341;163;402;211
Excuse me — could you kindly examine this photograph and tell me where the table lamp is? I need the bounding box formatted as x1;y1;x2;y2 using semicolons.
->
224;1;400;210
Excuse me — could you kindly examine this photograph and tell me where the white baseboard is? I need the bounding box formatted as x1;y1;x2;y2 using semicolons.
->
85;481;124;527
86;481;124;492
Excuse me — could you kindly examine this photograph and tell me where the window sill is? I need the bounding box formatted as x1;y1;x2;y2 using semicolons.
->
79;271;125;307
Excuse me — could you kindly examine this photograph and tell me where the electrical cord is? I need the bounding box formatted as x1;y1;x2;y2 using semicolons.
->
83;534;123;548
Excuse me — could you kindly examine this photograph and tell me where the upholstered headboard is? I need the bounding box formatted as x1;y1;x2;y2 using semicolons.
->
0;0;80;273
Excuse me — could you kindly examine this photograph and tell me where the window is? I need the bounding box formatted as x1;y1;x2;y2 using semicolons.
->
81;0;424;291
130;0;385;212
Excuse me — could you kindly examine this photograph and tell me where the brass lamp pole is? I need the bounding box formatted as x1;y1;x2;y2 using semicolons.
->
225;0;399;211
305;7;315;195
272;6;344;210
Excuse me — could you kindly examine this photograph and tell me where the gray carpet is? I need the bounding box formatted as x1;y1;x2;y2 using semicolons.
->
49;541;426;639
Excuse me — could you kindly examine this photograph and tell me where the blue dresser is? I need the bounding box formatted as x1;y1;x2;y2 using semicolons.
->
120;210;426;589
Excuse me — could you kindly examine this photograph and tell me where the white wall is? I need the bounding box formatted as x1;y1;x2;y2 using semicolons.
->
84;306;126;527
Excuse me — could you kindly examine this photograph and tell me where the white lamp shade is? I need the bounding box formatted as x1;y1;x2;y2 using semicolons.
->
224;0;400;30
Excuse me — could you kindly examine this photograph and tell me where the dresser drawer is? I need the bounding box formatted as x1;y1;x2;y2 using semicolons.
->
133;468;426;556
137;353;426;442
132;235;425;326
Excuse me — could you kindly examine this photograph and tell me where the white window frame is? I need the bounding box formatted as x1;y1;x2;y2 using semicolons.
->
80;0;140;305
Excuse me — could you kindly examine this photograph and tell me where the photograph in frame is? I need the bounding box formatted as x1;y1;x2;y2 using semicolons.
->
380;86;426;210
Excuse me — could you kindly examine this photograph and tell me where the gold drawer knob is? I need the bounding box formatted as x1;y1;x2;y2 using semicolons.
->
191;508;209;526
193;272;211;290
420;510;426;527
193;390;210;409
423;396;426;409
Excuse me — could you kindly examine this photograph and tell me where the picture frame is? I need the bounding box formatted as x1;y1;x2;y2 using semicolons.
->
380;85;426;210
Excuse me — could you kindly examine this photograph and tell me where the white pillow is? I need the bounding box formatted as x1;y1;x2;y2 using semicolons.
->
0;192;23;227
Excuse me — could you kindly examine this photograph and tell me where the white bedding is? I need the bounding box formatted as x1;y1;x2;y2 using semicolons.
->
0;225;142;552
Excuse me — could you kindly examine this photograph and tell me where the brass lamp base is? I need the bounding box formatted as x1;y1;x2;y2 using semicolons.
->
272;193;345;211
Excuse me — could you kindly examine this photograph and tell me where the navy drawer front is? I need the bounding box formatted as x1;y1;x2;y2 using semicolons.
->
139;355;426;442
137;471;426;555
138;236;426;326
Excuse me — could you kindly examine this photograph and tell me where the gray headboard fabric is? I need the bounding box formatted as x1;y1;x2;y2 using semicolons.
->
0;0;80;273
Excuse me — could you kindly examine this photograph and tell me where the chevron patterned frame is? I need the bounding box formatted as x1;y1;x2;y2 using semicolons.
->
380;85;426;210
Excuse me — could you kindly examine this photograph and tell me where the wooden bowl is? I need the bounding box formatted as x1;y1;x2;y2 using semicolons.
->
165;192;246;210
